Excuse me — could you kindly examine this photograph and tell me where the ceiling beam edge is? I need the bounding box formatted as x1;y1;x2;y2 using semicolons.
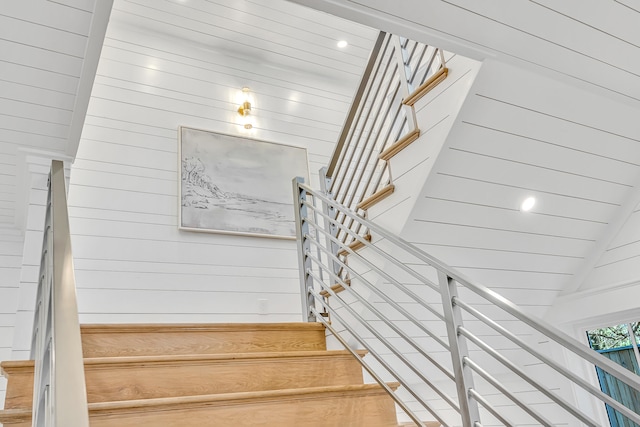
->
65;0;115;160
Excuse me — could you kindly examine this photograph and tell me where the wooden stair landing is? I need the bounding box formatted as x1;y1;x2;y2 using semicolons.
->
0;323;405;427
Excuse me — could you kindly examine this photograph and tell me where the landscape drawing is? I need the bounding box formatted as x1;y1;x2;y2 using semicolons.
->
179;127;309;238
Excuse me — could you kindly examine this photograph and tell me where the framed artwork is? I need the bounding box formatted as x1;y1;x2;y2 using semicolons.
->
178;126;309;239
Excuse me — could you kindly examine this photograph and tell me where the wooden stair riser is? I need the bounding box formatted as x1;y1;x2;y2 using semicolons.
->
0;385;399;427
2;351;365;409
81;323;326;357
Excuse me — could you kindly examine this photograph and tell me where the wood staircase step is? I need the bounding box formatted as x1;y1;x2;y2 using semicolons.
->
379;129;421;161
1;350;367;409
356;184;395;211
1;322;400;426
337;233;371;257
319;279;351;298
80;322;326;357
0;383;400;427
403;67;449;106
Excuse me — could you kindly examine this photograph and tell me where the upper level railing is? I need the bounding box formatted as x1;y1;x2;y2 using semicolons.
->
30;160;89;427
325;31;446;249
293;178;640;427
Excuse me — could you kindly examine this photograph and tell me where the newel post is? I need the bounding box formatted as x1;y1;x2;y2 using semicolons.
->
292;177;315;322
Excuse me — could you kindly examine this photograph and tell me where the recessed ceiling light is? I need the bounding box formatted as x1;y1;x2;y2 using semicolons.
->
521;197;536;212
337;40;348;48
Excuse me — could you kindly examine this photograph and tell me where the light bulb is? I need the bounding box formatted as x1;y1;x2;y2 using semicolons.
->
521;197;536;212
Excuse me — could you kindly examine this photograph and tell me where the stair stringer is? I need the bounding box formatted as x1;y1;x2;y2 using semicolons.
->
366;54;482;236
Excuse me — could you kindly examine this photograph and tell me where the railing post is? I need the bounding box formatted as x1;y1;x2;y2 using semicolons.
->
318;167;341;276
439;271;481;426
293;177;316;322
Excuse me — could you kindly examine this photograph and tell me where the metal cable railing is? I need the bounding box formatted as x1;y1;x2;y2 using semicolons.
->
30;160;89;427
293;178;640;427
325;31;446;250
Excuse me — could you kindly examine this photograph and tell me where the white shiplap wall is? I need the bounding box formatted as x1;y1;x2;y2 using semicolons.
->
403;59;640;314
65;1;376;324
0;0;101;406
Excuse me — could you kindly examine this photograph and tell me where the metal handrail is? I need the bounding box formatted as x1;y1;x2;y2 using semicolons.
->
31;160;89;427
327;31;387;178
324;31;445;250
292;179;640;426
301;181;640;393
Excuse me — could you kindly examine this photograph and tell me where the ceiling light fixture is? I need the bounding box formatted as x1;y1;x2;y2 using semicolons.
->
521;196;536;212
337;40;348;48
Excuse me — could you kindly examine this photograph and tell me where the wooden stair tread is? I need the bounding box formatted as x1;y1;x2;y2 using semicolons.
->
80;322;325;333
403;67;449;106
337;233;371;257
1;350;366;370
2;322;400;426
2;350;369;409
319;280;351;297
89;383;401;411
0;383;401;426
379;129;420;161
356;184;395;211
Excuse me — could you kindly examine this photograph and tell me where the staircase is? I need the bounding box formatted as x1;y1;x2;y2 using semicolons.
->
0;322;406;426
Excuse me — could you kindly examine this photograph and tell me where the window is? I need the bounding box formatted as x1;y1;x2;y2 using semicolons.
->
587;322;640;427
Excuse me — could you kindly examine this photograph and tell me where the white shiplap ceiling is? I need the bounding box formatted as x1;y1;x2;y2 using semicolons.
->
3;0;640;304
289;0;640;110
289;0;640;297
110;0;376;79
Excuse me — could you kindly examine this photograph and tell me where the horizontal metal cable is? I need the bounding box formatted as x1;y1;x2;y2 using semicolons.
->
303;209;446;330
299;182;640;393
309;290;454;426
459;327;599;427
311;306;427;427
464;357;553;426
456;297;640;424
305;227;449;349
332;35;394;196
302;198;441;295
306;267;459;411
305;241;453;378
328;32;389;179
468;388;514;427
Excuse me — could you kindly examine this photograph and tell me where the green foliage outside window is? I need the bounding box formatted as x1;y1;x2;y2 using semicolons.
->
587;322;640;351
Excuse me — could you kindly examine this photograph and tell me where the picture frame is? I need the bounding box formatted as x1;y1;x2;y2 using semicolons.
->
178;126;310;239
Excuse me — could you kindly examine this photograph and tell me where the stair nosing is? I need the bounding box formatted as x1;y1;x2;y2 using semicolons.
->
356;184;395;211
1;350;368;372
80;322;325;333
88;382;402;413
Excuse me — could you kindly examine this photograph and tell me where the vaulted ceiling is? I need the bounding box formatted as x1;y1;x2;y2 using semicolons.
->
290;0;640;297
3;0;640;297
